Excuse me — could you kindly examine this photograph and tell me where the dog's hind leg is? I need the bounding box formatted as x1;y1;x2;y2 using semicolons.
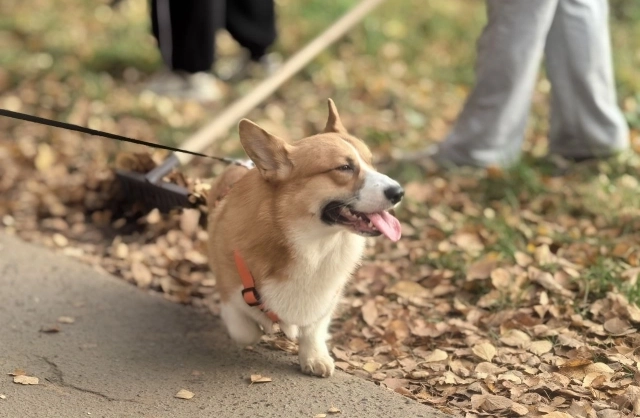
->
220;301;263;347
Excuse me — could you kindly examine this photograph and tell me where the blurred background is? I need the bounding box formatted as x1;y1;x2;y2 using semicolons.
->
0;0;638;179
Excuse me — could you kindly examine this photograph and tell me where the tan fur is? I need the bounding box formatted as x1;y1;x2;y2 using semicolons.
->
208;103;370;297
208;167;294;299
207;99;402;377
208;164;251;207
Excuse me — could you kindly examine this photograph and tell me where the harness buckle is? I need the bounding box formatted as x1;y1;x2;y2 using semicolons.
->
241;287;262;307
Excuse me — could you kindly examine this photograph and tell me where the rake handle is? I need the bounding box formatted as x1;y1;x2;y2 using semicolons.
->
176;0;388;165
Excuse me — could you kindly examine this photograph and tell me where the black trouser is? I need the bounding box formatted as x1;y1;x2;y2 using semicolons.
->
150;0;277;73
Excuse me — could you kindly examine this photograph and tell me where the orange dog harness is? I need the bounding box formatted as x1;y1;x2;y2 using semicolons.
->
233;250;280;323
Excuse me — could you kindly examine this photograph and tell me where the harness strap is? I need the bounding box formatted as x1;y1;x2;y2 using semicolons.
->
233;250;279;323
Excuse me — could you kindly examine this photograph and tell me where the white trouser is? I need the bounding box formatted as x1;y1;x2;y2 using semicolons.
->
438;0;629;167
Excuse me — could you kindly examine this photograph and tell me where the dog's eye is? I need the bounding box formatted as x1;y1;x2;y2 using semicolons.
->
336;164;354;172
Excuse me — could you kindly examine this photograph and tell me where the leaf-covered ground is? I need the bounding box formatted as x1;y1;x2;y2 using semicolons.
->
2;0;640;416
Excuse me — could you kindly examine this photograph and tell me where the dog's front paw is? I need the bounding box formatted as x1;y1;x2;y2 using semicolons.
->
299;353;334;378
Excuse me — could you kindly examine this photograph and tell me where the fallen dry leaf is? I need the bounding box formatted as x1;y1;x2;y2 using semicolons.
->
594;410;622;418
361;299;378;327
422;349;448;363
467;258;497;281
528;340;553;355
560;361;614;380
583;372;608;388
559;358;593;368
541;412;573;418
470;394;513;413
603;317;635;336
490;267;512;289
52;233;68;247
514;251;533;267
39;325;60;333
624;385;640;414
362;362;382;373
624;304;640;323
528;267;573;297
174;389;194;399
475;362;505;377
8;369;26;376
472;342;497;362
510;403;529;416
498;371;523;385
499;329;531;348
381;378;410;390
410;370;429;379
327;405;341;414
584;362;614;375
348;337;370;353
179;208;200;237
249;374;272;384
566;400;596;418
57;316;75;324
131;261;153;288
453;232;483;253
13;375;39;385
34;143;55;171
385;280;430;299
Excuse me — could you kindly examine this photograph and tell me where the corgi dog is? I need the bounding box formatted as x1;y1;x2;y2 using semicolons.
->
207;99;403;377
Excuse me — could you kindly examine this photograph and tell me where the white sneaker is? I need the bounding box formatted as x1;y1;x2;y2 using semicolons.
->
142;70;223;103
216;52;282;82
391;144;470;169
391;144;440;162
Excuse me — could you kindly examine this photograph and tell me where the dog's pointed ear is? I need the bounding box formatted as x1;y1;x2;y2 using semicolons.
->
239;119;292;182
323;98;348;134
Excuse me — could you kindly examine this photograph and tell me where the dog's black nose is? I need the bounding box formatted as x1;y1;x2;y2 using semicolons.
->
384;185;404;204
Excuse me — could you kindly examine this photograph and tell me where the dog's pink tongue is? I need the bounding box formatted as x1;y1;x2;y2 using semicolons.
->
368;211;402;242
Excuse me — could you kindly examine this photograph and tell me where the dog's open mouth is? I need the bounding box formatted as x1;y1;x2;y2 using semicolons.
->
321;201;402;242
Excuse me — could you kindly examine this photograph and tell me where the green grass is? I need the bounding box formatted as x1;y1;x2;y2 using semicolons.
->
476;162;549;208
580;256;640;306
423;250;466;273
480;216;526;260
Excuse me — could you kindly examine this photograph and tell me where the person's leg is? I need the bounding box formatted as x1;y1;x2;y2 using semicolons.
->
151;0;218;73
544;0;629;159
431;0;560;167
147;0;222;101
150;0;170;68
225;0;277;61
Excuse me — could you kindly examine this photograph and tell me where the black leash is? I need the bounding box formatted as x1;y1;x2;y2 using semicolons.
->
0;108;237;164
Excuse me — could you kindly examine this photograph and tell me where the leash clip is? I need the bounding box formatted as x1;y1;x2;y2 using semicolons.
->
241;287;262;307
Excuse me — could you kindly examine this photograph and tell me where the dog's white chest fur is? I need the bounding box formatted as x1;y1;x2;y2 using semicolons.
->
261;228;366;327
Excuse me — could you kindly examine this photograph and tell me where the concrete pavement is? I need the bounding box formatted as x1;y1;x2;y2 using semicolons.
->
0;232;448;418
